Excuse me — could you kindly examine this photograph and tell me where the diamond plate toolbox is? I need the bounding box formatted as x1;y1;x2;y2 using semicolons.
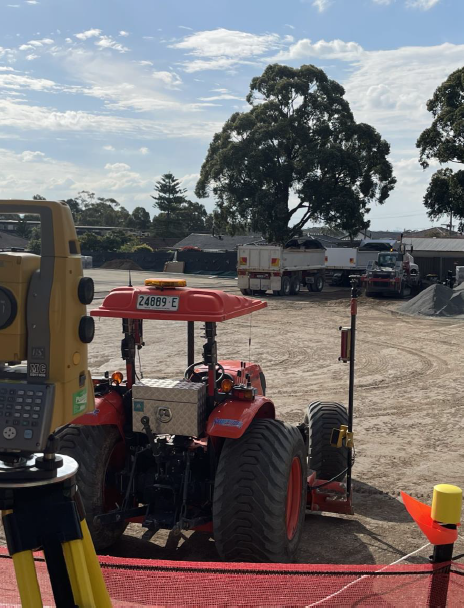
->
132;378;207;437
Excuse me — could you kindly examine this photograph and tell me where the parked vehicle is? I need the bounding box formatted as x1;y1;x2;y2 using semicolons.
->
363;246;421;298
325;240;399;286
237;237;326;296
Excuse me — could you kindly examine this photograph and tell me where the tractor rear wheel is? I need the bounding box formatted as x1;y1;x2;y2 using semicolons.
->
56;424;127;550
213;419;306;563
240;289;251;296
305;401;348;482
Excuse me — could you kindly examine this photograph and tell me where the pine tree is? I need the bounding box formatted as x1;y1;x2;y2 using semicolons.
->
151;173;188;236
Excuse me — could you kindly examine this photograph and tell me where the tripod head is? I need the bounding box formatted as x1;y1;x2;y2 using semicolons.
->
0;200;95;458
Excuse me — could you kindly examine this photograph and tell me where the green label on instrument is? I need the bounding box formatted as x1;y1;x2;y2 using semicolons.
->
72;388;88;415
133;400;145;412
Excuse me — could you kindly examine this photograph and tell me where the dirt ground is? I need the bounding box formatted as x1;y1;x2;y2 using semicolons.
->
3;269;464;566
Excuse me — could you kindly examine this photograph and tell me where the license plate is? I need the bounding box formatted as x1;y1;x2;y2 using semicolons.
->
137;295;179;311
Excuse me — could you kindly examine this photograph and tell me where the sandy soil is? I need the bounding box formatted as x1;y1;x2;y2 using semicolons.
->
3;269;464;566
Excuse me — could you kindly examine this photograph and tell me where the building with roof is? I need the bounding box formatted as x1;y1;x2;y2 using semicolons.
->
402;237;464;279
173;233;266;251
0;231;28;250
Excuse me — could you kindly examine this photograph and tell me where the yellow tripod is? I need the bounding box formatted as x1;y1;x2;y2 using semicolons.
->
0;454;112;608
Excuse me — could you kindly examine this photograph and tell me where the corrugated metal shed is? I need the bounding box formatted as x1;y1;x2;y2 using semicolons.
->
402;237;464;252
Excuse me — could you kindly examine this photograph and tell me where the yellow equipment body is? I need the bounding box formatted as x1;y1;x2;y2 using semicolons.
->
0;200;94;451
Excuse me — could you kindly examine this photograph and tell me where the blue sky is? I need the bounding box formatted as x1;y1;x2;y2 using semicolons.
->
0;0;463;230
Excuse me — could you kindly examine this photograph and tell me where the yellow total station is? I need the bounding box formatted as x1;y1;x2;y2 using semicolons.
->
0;200;95;453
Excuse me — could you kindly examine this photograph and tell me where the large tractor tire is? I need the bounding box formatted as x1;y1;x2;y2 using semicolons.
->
56;424;127;550
213;419;306;563
273;276;291;297
305;401;348;482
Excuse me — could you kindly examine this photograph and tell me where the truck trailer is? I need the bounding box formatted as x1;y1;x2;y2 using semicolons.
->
325;240;399;286
237;238;325;296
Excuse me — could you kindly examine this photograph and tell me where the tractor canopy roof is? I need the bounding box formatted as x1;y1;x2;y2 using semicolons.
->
91;279;267;322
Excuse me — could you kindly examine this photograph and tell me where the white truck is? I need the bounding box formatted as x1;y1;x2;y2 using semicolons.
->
237;238;326;296
324;240;399;286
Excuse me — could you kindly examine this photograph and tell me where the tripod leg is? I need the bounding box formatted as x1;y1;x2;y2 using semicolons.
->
43;538;75;608
2;509;42;609
81;519;112;608
12;550;43;608
62;539;95;608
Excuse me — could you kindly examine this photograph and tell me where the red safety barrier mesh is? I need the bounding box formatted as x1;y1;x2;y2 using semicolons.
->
1;549;464;608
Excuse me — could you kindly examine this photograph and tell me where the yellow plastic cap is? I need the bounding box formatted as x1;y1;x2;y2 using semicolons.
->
144;279;186;288
431;484;462;524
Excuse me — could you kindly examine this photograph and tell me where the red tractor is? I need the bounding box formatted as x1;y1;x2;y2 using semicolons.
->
57;278;352;563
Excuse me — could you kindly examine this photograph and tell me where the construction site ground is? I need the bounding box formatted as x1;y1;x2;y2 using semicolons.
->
2;269;463;567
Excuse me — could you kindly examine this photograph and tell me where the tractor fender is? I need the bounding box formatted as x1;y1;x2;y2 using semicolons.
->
73;389;125;438
207;396;275;439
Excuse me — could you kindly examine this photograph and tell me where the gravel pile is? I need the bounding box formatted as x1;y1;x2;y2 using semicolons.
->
399;283;464;317
101;259;143;271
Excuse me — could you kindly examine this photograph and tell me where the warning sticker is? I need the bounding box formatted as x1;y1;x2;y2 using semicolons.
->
133;400;145;412
72;388;88;415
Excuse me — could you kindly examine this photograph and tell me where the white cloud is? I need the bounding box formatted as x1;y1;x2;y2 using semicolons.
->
0;99;222;139
95;36;129;53
20;150;45;161
7;5;20;7
172;28;281;58
171;28;284;72
372;0;441;6
65;38;72;43
28;38;54;46
0;72;56;90
198;94;242;101
312;0;332;11
139;147;149;154
103;145;115;151
273;38;364;61
119;31;129;37
285;24;295;29
179;26;193;30
0;147;150;204
344;43;464;136
152;70;182;88
26;1;40;4
75;29;102;41
137;60;153;66
407;0;440;8
25;54;38;60
105;162;130;171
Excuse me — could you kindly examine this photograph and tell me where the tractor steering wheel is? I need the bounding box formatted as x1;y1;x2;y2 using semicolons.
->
184;361;225;385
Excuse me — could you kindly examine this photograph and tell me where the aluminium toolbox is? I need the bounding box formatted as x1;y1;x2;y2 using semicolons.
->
132;378;207;436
